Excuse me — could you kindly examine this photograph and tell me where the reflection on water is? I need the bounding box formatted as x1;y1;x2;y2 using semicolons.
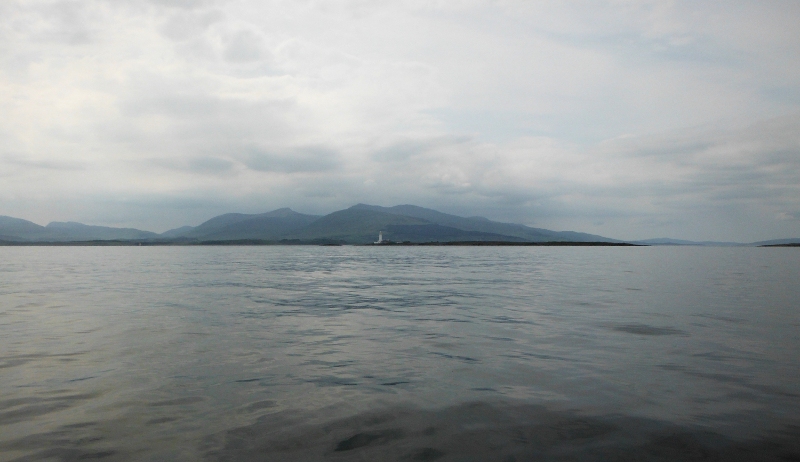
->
1;246;799;461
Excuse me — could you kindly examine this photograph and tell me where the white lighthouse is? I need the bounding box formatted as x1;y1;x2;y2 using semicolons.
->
374;231;383;244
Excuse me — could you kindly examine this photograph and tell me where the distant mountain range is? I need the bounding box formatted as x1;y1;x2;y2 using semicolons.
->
1;204;799;245
0;216;159;242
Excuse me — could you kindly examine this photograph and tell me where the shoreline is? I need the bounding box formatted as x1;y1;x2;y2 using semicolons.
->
0;239;645;247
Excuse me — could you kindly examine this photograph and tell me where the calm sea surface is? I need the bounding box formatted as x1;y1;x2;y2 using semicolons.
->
1;246;799;461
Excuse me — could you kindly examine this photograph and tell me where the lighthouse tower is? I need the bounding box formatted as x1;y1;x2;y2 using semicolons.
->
374;231;383;244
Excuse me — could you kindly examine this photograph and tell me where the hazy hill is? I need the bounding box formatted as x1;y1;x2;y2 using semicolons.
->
349;204;617;242
44;222;159;241
1;204;687;244
384;224;528;242
160;226;194;238
2;205;795;243
0;216;158;242
0;216;49;241
287;208;429;243
179;208;320;240
1;206;624;244
287;206;547;243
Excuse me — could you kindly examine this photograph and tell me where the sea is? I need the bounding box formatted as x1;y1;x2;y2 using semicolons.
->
1;246;799;461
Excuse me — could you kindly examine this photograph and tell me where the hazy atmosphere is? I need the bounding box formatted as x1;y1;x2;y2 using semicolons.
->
2;0;800;242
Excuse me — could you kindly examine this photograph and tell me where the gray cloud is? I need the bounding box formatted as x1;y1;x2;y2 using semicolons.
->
222;29;266;63
144;0;216;9
2;153;85;171
1;1;799;241
371;136;472;163
159;9;224;41
21;1;96;45
149;155;234;175
239;146;340;173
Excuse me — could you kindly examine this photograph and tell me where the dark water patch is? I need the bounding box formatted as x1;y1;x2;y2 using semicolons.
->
150;397;205;406
304;359;355;368
659;364;800;398
412;317;472;323
692;351;738;361
334;429;405;451
429;352;479;362
0;352;88;369
244;400;277;412
10;448;114;461
659;363;683;372
506;351;584;363
4;448;116;462
208;401;800;461
488;316;536;325
203;281;266;289
0;358;35;369
695;313;746;323
147;417;179;425
47;392;100;401
486;336;514;342
75;328;101;334
0;402;74;425
609;323;686;336
410;447;446;460
0;425;113;462
381;381;410;386
76;450;116;459
0;397;41;410
308;376;359;386
234;378;261;383
0;393;98;425
62;422;98;429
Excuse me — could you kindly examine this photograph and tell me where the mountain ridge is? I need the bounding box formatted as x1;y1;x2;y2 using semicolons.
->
3;207;799;245
349;204;618;242
0;216;158;241
181;208;320;240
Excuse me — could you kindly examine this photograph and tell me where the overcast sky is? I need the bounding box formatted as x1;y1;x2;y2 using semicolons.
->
2;0;799;241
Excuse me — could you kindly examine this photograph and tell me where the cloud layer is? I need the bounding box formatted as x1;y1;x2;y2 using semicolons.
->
1;0;799;241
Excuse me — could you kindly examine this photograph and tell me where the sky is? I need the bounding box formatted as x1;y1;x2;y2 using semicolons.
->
1;0;799;242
